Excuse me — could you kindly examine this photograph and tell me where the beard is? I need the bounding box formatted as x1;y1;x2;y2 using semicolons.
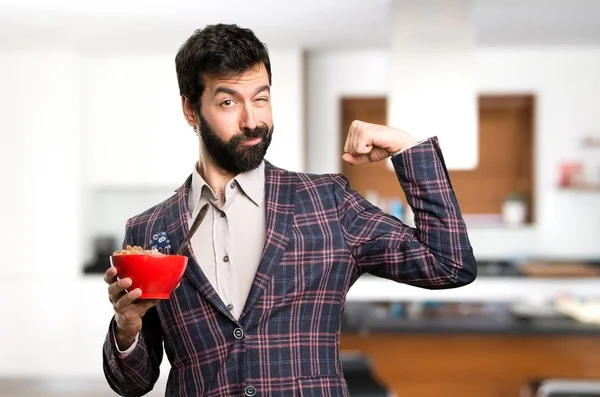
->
198;114;273;174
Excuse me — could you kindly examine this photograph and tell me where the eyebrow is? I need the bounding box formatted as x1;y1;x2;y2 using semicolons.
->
213;85;270;98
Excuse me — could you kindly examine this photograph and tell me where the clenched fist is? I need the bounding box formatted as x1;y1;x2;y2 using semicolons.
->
342;120;418;165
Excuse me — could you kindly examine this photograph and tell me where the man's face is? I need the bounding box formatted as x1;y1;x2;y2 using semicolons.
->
195;63;273;174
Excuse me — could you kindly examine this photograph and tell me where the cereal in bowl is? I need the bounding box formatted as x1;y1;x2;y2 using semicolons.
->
112;245;165;256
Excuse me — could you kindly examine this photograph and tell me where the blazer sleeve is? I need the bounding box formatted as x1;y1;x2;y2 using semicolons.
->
102;219;164;396
335;136;477;289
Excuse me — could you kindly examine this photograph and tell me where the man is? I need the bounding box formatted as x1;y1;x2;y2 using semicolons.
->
103;23;476;397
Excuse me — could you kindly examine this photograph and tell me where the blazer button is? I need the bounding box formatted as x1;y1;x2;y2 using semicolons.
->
233;327;244;340
244;385;256;396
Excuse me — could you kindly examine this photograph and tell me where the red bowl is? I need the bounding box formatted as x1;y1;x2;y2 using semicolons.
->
110;254;188;299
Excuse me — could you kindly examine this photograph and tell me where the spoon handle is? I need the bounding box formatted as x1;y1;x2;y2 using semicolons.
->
176;203;209;255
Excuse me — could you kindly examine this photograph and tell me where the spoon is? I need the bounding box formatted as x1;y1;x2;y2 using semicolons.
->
176;203;209;255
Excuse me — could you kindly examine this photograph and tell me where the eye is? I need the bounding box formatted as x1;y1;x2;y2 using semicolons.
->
221;99;235;107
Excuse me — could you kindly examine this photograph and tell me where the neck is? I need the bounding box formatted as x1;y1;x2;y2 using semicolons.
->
196;155;235;205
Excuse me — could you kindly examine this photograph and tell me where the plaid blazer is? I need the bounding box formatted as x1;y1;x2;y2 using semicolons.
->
103;137;476;397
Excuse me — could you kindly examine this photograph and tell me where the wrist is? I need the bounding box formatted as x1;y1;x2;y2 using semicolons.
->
389;137;418;157
116;334;136;351
115;327;138;350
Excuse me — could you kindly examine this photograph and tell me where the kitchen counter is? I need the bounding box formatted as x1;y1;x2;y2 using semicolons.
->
342;300;600;335
342;310;600;336
346;273;600;302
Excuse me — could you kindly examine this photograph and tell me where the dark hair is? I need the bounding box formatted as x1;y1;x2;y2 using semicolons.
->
175;24;272;109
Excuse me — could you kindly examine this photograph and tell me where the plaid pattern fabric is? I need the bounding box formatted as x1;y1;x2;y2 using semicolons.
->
103;137;476;397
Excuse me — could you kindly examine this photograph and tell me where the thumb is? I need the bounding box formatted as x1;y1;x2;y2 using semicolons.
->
342;153;370;165
367;147;392;163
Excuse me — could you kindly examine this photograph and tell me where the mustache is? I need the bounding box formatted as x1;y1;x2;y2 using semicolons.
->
239;124;271;140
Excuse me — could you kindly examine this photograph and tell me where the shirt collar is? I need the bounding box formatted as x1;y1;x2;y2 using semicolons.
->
234;160;265;206
189;161;265;215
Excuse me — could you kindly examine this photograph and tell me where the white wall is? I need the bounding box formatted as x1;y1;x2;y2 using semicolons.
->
306;46;600;260
387;0;479;170
306;49;389;173
268;50;305;172
0;46;304;381
81;48;304;188
0;49;91;378
0;50;84;280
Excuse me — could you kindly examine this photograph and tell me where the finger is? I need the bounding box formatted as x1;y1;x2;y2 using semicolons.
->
115;288;142;312
356;139;371;155
355;124;373;155
347;137;370;156
368;147;391;163
138;299;161;314
342;153;356;165
104;266;118;285
345;120;361;154
108;278;132;303
351;124;371;156
343;129;353;154
349;124;360;155
342;153;370;166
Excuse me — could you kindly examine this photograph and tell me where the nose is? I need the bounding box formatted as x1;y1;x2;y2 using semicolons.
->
239;105;258;130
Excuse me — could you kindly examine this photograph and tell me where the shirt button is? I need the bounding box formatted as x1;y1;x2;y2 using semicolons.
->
244;386;256;396
226;303;234;311
233;327;244;340
230;182;236;189
223;255;229;263
220;211;226;218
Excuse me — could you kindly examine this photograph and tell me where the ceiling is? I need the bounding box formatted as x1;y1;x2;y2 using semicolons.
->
1;0;599;51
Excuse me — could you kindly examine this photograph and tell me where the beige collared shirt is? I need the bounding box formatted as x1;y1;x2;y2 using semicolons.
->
187;161;267;320
116;161;266;355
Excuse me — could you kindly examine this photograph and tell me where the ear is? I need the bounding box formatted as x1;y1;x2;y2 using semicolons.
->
181;96;198;127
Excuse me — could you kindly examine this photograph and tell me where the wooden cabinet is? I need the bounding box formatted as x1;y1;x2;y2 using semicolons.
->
340;95;536;223
341;333;600;397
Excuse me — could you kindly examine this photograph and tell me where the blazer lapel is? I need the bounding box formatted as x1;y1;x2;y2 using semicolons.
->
240;161;296;320
165;175;233;318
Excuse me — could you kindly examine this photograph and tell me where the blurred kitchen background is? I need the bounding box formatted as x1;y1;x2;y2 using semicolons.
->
1;0;600;396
